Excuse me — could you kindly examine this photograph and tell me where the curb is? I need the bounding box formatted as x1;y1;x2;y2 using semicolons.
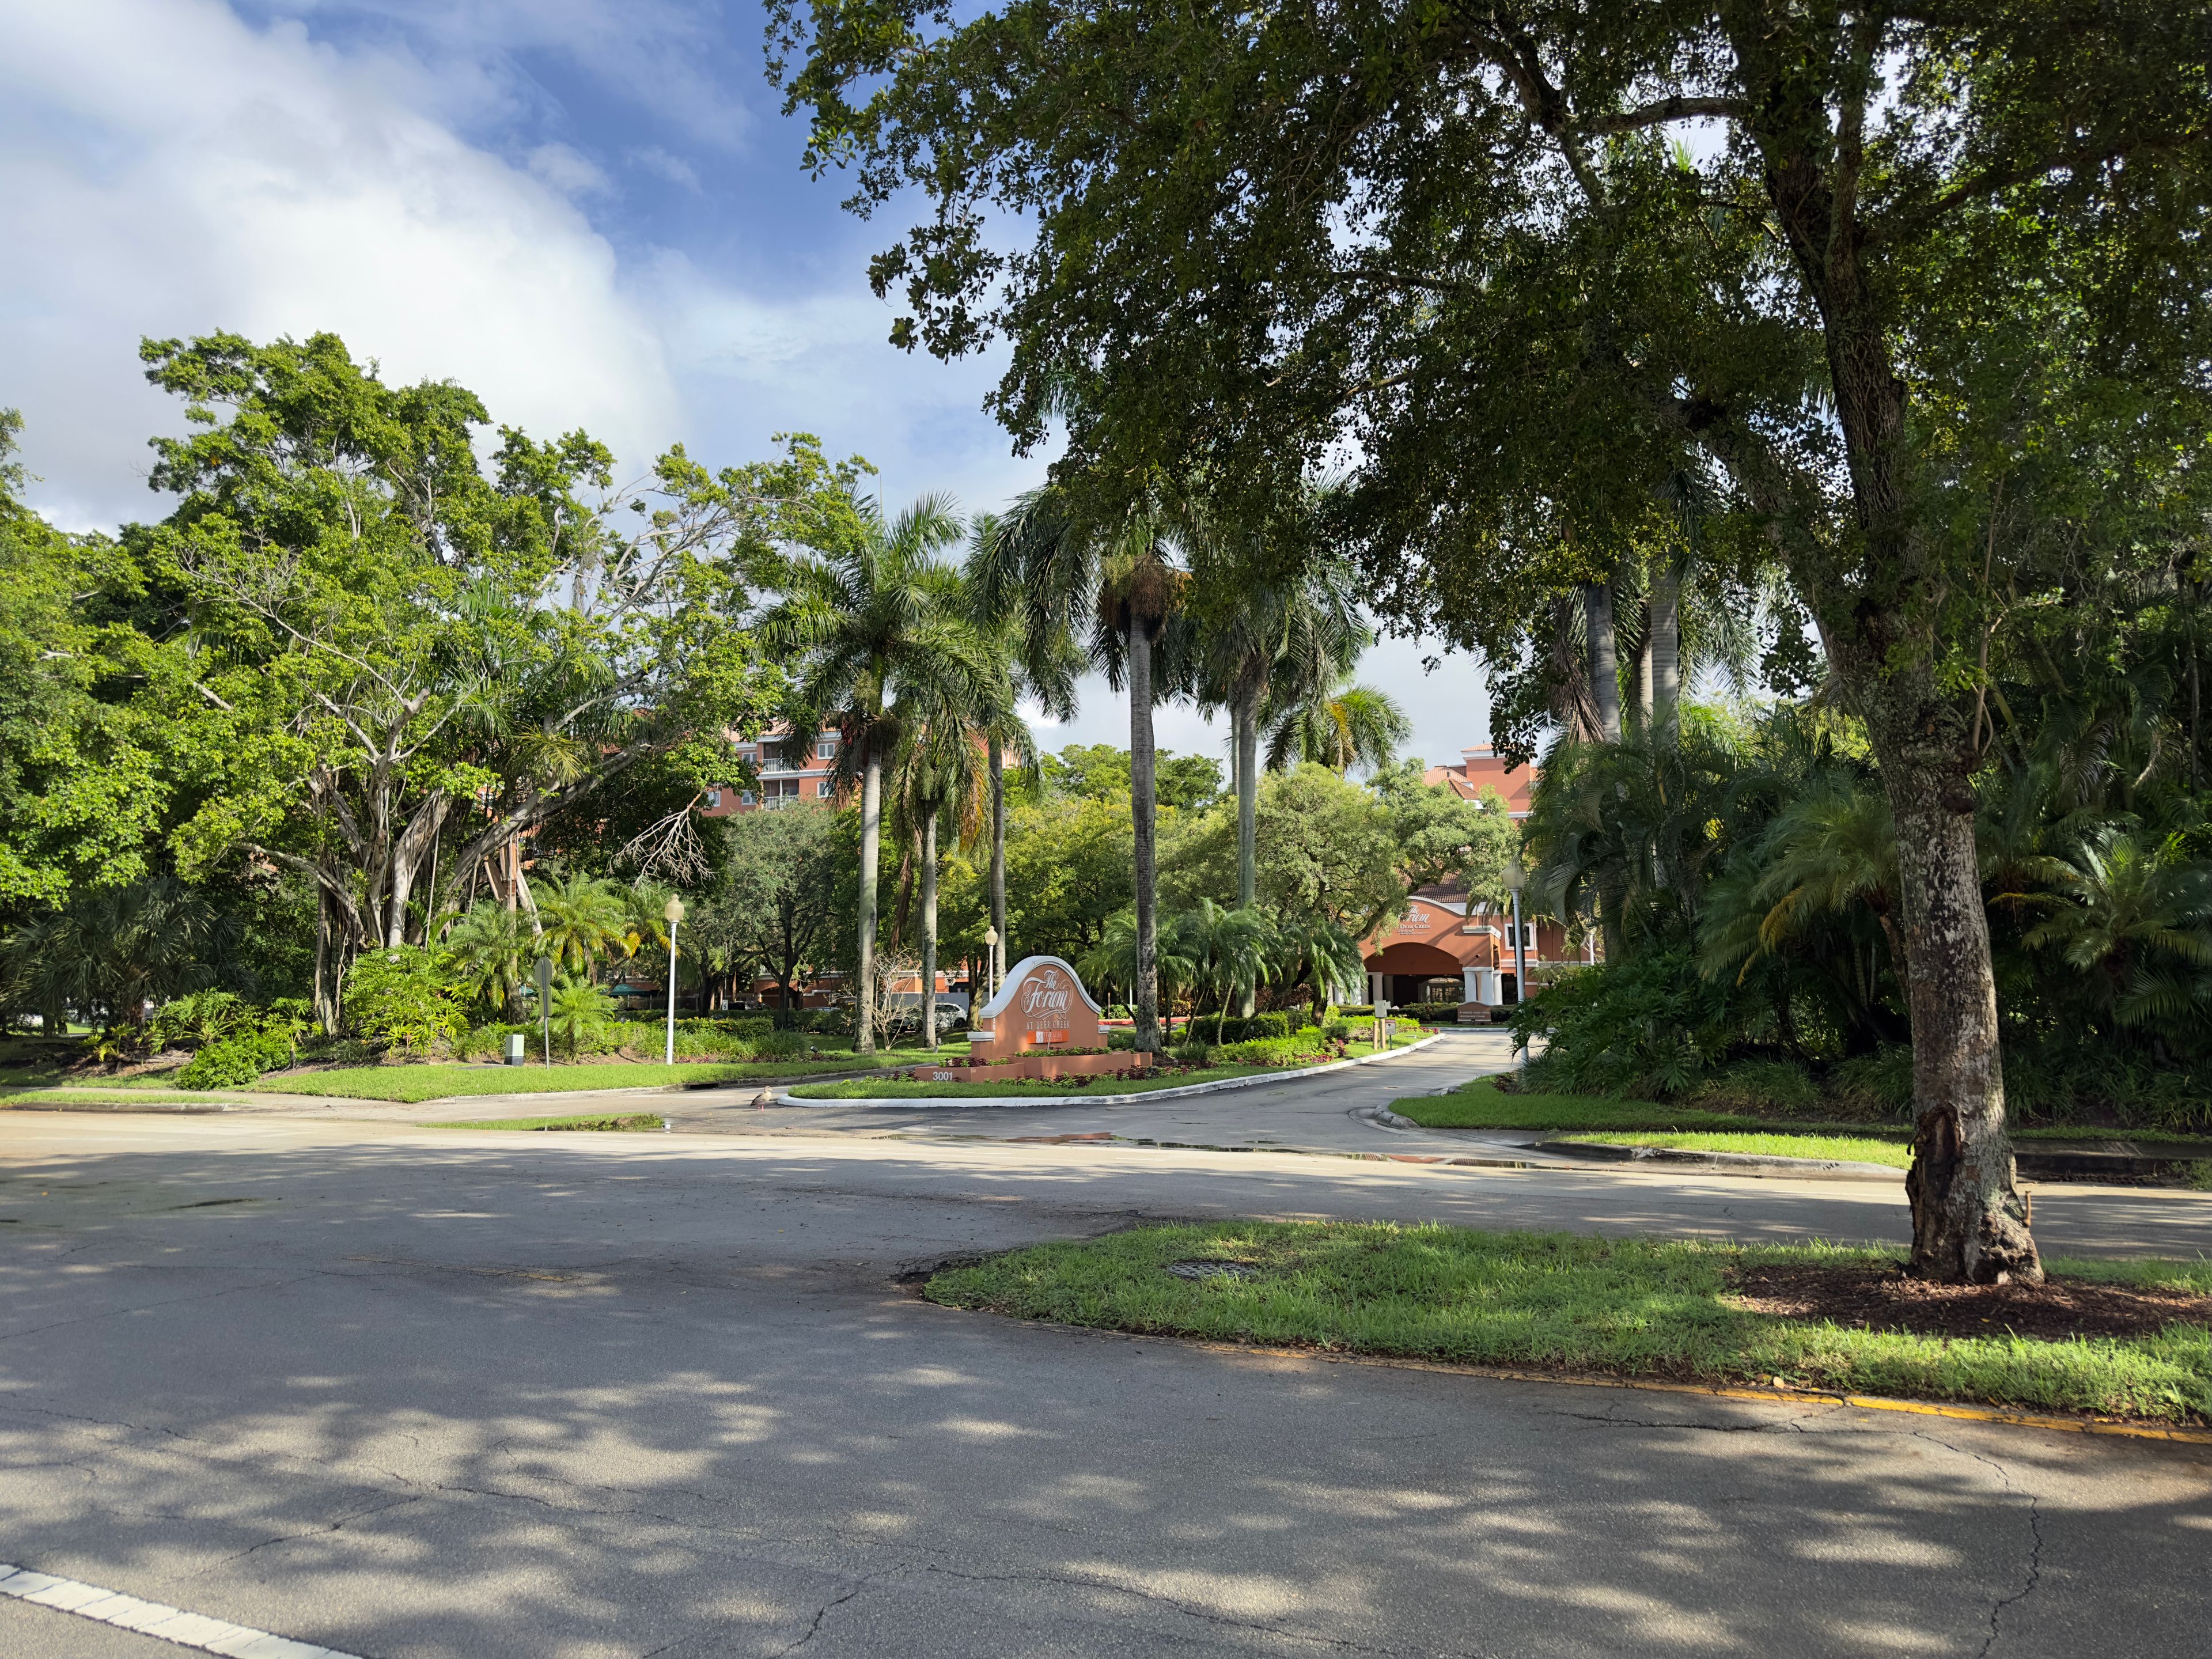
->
1172;1338;2212;1445
1532;1139;1903;1181
918;1306;2212;1446
777;1032;1450;1109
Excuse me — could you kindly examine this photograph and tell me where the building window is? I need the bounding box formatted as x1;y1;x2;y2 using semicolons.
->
815;734;838;760
705;789;722;809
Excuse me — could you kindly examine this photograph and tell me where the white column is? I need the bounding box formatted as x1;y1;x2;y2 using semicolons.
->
1369;972;1384;1006
1462;967;1480;1005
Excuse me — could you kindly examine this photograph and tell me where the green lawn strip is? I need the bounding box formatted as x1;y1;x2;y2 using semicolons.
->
1562;1131;1914;1168
925;1222;2212;1425
794;1031;1434;1100
790;1064;1275;1099
1;1088;241;1109
237;1052;948;1104
1395;1077;2212;1150
1392;1077;1782;1131
426;1111;666;1131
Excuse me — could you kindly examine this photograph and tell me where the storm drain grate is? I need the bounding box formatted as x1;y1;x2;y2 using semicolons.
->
1165;1259;1260;1283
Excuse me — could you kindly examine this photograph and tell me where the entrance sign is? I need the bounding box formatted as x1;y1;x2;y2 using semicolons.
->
968;956;1105;1060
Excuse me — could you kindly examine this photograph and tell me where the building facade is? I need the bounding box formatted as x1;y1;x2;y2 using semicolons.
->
1359;743;1589;1006
699;726;844;816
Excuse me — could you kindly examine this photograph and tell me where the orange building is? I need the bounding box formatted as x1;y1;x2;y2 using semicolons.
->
699;726;843;815
1422;744;1536;817
1361;744;1588;1006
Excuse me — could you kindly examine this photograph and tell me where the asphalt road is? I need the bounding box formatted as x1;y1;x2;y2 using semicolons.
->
3;1085;2210;1656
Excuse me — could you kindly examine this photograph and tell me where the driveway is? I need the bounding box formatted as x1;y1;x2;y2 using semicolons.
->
2;1112;2209;1658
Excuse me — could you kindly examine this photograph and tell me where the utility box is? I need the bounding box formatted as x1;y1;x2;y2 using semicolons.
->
504;1033;527;1066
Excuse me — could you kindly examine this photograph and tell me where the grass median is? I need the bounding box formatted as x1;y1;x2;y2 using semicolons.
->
924;1221;2212;1425
791;1064;1274;1100
1562;1130;1914;1167
1395;1077;2212;1154
219;1051;953;1104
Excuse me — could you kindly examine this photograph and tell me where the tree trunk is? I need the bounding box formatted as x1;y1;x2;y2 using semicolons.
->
921;807;940;1052
855;741;881;1055
1129;620;1161;1053
988;743;1008;988
312;893;332;1035
1888;770;2042;1283
1584;583;1621;742
1234;683;1260;1017
384;795;451;948
1650;564;1681;741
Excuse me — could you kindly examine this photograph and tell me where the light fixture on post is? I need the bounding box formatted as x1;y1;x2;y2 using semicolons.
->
663;895;686;1066
1501;858;1529;1046
982;926;999;1003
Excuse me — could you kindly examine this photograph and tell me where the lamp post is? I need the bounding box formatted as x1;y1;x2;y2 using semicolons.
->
535;956;552;1067
1502;860;1528;1058
982;926;999;1005
663;895;685;1066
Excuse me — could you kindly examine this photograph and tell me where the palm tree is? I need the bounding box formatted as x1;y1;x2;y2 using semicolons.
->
1262;672;1410;775
965;512;1080;994
764;492;997;1054
533;872;628;979
1169;900;1277;1042
976;484;1195;1052
1270;915;1369;1018
1082;908;1199;1044
2018;825;2212;1016
1188;544;1363;1011
446;902;536;1017
888;687;998;1050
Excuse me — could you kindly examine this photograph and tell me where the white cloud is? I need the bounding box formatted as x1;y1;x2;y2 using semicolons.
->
527;140;611;197
0;0;679;529
641;247;1054;521
628;145;702;192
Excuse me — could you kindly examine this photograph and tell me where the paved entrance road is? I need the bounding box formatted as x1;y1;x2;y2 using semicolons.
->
3;1113;2209;1658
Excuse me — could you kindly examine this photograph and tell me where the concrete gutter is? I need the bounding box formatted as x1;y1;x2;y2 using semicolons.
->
1532;1138;1902;1181
774;1032;1449;1109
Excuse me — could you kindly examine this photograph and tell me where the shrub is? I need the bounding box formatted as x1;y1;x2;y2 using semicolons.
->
1512;950;1759;1098
345;946;468;1055
175;1029;293;1089
1321;1018;1351;1043
1684;1059;1825;1117
1107;1029;1141;1051
1827;1047;1916;1119
464;1021;541;1062
150;990;257;1051
1218;1031;1332;1067
1206;1012;1296;1043
547;976;617;1059
1169;1039;1215;1067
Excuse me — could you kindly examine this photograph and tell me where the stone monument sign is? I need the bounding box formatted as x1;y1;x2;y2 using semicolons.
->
968;956;1106;1060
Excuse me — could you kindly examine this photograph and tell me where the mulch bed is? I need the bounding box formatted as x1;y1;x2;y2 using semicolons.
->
1725;1261;2212;1342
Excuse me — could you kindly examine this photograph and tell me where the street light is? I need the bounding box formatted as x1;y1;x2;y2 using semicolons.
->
664;895;686;1066
982;925;999;1003
1502;859;1529;1054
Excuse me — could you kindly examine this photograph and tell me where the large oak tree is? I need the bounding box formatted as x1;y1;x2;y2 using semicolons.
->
770;1;2212;1280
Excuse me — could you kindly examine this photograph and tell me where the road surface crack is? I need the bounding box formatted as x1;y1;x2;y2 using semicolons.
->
1913;1431;2044;1657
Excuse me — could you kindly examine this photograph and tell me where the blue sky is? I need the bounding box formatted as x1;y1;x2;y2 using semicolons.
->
0;0;1493;770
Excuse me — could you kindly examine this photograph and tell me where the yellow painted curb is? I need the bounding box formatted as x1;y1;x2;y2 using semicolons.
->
948;1311;2212;1445
1188;1340;2212;1444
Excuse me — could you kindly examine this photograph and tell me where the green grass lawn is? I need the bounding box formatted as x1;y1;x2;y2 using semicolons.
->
1396;1076;2212;1152
1563;1130;1914;1167
791;1064;1275;1099
925;1221;2212;1424
0;1088;241;1109
1392;1075;1793;1131
244;1054;949;1104
794;1028;1434;1100
427;1111;667;1131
